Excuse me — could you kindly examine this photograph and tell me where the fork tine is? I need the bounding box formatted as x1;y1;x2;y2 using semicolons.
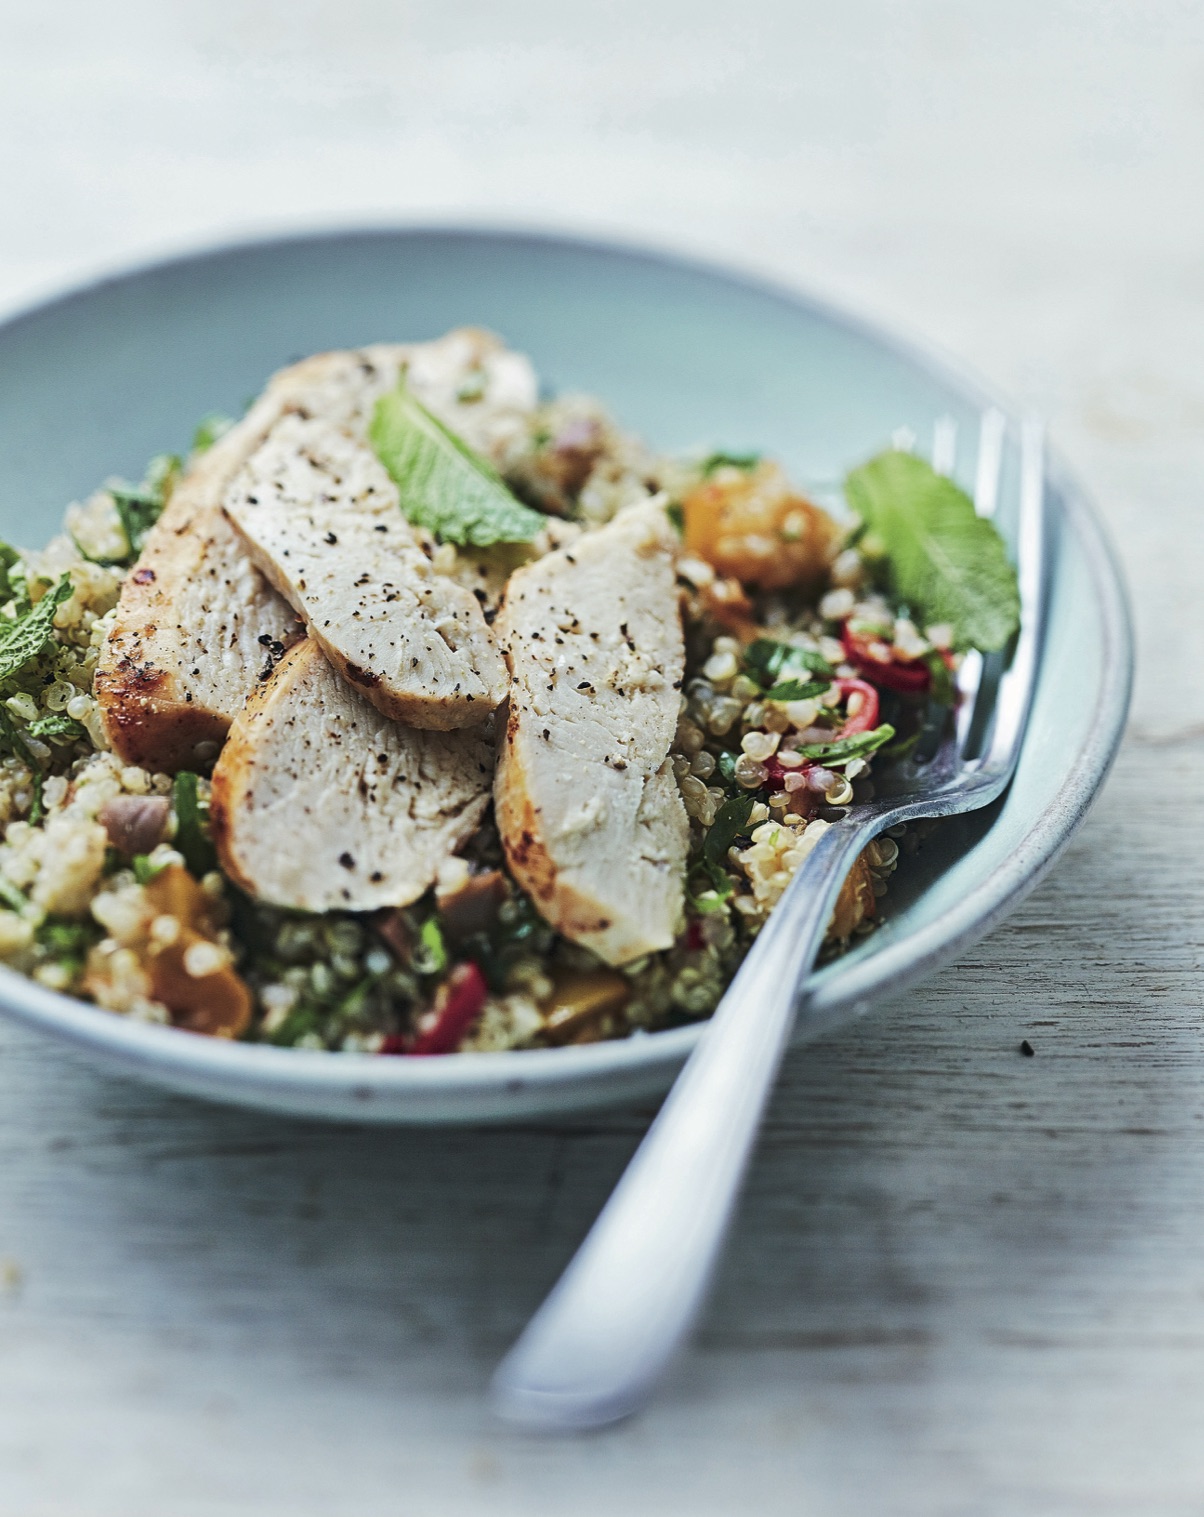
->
955;409;1008;744
973;409;1006;519
980;416;1046;772
931;414;957;476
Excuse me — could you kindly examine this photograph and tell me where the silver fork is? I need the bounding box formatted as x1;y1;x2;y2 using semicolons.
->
491;413;1047;1431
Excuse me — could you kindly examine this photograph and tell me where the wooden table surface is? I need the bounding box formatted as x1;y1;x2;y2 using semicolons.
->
1;3;1202;1513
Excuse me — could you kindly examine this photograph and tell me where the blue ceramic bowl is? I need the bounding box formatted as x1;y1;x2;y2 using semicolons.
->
0;226;1131;1122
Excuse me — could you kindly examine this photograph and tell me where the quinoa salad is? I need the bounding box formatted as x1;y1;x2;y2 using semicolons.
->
0;329;1019;1054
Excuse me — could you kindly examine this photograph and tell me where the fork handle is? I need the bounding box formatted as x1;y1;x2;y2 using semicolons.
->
490;819;872;1430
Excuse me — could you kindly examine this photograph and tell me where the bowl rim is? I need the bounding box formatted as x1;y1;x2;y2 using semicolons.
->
0;220;1134;1104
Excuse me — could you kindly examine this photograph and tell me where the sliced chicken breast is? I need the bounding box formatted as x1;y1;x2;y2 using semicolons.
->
210;639;493;912
95;331;536;771
494;498;689;965
222;412;508;729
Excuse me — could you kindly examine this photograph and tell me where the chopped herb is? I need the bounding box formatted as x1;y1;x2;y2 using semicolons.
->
0;543;30;613
416;916;448;975
688;889;730;915
132;853;168;885
192;413;234;454
172;770;216;878
702;792;756;892
764;678;830;703
0;576;72;685
795;723;896;767
35;917;99;977
702;451;761;476
0;705;34;764
109;486;162;558
716;749;739;786
743;638;834;690
25;713;86;743
0;877;26;912
369;385;546;546
266;1002;322;1048
28;770;43;824
924;650;957;706
844;451;1020;651
666;501;685;535
108;454;178;559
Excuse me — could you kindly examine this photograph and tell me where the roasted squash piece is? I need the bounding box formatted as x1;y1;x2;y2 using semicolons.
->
682;461;839;591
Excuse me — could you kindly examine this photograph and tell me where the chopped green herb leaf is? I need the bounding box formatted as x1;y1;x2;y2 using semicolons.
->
666;500;685;535
132;853;168;885
924;650;957;706
26;713;86;743
0;543;29;612
192;413;234;454
0;576;72;686
35;916;99;976
688;889;730;915
108;455;178;560
172;770;216;878
716;749;739;786
764;678;830;703
110;487;161;558
28;770;44;824
0;705;34;764
369;386;546;546
702;451;762;476
844;451;1020;652
743;638;834;690
703;792;756;891
795;723;896;767
417;916;448;974
0;876;26;912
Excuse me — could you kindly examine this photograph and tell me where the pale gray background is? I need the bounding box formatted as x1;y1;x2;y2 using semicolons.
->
1;4;1202;1514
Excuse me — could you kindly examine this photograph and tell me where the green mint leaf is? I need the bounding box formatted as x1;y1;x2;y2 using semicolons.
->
131;853;168;885
192;414;234;454
703;792;756;890
743;638;834;690
795;723;896;767
924;650;957;706
765;678;830;703
0;576;72;685
0;543;29;612
687;889;730;915
844;451;1020;652
35;915;98;975
28;770;44;824
0;705;34;764
26;713;86;743
0;876;26;912
172;770;216;878
370;386;546;547
418;916;448;974
702;451;761;476
110;486;162;558
665;501;685;536
107;453;178;561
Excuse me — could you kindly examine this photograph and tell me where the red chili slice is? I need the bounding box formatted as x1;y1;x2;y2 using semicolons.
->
841;625;931;695
406;962;489;1056
833;677;880;736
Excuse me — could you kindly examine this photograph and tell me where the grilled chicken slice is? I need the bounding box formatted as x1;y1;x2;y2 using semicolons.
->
494;498;689;965
95;331;536;770
210;639;493;912
223;412;508;729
